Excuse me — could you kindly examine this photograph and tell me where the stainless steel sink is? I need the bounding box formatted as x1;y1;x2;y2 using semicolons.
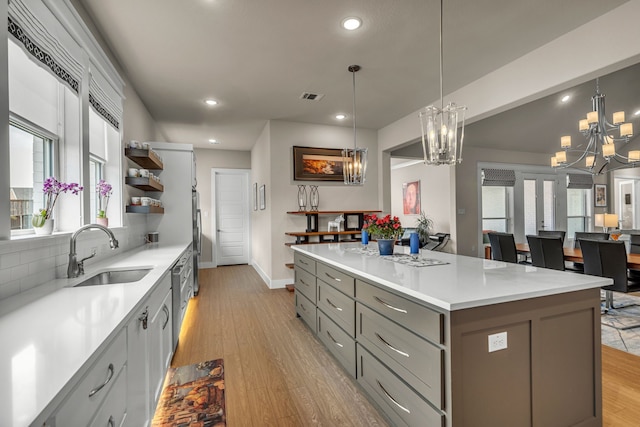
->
73;269;151;287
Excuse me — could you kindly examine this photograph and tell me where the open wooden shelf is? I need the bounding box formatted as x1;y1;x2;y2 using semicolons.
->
125;177;164;192
126;205;164;214
285;239;358;247
285;230;362;237
285;263;294;269
125;148;164;169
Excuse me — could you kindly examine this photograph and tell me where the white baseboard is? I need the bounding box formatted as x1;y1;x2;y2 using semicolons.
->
251;259;290;289
198;262;216;269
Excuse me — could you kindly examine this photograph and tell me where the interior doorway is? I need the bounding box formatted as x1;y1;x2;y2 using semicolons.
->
212;169;250;266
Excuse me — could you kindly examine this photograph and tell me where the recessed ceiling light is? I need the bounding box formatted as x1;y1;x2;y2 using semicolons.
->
205;99;218;106
209;139;219;144
342;17;362;31
336;114;346;120
634;110;640;116
561;95;570;103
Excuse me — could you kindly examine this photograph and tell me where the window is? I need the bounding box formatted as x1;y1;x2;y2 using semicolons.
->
482;186;510;232
567;188;591;238
89;157;104;221
9;121;55;232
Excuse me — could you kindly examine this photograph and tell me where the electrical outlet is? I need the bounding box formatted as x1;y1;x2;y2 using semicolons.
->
488;331;508;352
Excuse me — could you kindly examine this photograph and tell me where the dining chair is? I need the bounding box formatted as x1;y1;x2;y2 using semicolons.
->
628;234;640;281
527;235;565;270
579;239;633;311
538;230;566;244
488;232;519;263
540;236;566;271
526;235;545;268
570;232;610;272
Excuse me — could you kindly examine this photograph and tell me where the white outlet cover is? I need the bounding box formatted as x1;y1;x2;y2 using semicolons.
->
488;331;508;352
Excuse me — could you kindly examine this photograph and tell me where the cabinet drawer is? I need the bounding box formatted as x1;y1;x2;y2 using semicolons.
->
317;279;355;336
357;345;444;427
55;329;127;427
356;279;443;344
317;310;356;378
317;263;355;297
294;251;316;275
89;365;127;427
295;266;316;302
296;291;316;332
358;303;444;408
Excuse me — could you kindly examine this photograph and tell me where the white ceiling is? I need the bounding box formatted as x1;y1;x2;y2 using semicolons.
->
77;0;631;151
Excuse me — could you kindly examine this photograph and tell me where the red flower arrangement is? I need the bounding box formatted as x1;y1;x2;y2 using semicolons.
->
363;214;403;240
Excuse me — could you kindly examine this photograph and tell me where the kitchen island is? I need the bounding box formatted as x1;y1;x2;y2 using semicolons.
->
292;242;609;427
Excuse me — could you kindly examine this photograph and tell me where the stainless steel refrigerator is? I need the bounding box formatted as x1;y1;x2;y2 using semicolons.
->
148;142;200;294
192;189;201;295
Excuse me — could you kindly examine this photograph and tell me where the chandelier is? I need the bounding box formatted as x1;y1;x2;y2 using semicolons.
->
551;79;635;175
419;0;467;165
343;65;368;185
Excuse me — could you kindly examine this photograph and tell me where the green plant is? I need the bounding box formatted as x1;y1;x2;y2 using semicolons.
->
415;211;434;242
363;214;403;240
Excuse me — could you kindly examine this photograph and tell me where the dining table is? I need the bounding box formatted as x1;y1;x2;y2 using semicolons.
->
515;243;640;270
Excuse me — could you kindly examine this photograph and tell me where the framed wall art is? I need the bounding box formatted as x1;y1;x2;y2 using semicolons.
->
594;184;607;207
402;180;421;215
293;146;344;181
259;184;266;210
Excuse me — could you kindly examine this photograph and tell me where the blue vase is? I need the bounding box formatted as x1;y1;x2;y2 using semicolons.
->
361;229;369;245
377;239;395;256
409;232;420;254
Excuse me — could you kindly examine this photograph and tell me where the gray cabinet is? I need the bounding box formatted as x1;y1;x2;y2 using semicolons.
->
294;249;602;427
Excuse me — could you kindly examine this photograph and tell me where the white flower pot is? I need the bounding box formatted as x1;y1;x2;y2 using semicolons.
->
34;219;54;236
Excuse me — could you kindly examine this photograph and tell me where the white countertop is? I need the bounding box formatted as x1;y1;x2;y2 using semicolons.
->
293;243;611;311
0;242;190;427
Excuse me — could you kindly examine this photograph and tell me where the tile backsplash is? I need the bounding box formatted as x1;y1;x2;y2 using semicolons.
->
0;226;146;302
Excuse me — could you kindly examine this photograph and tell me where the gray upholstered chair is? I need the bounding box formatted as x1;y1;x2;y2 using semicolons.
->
488;232;518;263
527;235;565;271
538;230;566;244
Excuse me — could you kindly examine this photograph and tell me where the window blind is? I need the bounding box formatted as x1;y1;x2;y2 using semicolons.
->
566;173;593;189
482;169;516;187
8;0;83;94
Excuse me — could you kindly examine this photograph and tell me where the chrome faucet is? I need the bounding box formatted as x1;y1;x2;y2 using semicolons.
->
67;224;119;278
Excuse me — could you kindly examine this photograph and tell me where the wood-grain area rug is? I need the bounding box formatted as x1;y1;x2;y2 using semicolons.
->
152;359;226;427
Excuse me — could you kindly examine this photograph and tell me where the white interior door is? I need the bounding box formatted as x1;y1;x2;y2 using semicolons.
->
523;174;557;236
214;170;250;265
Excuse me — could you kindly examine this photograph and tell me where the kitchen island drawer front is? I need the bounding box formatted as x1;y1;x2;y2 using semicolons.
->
318;310;356;378
357;279;443;344
357;344;444;427
294;251;316;275
55;329;127;427
317;279;355;336
295;266;317;302
358;303;443;408
296;291;317;332
317;263;355;296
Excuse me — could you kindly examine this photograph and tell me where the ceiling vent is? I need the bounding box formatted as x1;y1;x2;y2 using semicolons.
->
300;92;324;101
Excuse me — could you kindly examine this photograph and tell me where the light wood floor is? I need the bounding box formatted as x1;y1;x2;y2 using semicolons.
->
172;265;640;426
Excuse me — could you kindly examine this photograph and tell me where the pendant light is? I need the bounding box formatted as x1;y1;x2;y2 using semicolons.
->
343;65;368;185
419;0;467;165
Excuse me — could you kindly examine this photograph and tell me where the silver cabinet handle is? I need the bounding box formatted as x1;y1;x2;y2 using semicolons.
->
139;307;149;330
376;380;411;414
326;298;343;312
300;303;306;312
375;332;409;358
326;330;344;348
89;363;114;397
300;278;310;287
324;272;341;282
299;259;309;266
373;296;408;314
107;415;115;427
162;304;170;330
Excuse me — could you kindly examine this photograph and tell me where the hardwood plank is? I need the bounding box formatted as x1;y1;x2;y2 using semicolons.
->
172;265;640;426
